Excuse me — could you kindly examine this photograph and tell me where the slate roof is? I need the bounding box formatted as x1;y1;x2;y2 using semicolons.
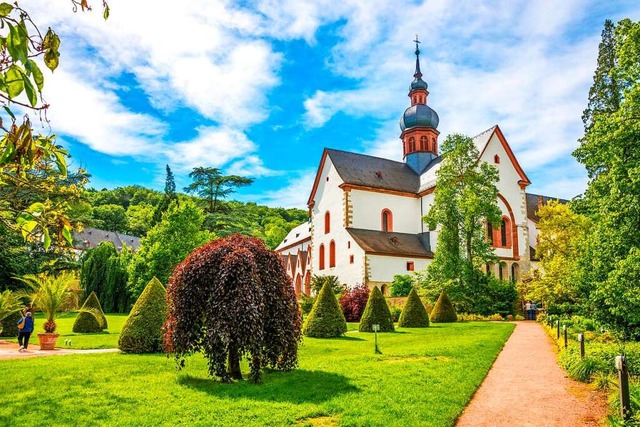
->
326;149;421;193
346;228;433;258
275;222;311;251
73;227;141;252
525;193;570;223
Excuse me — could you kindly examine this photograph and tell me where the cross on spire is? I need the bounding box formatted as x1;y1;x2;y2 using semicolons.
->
413;34;422;78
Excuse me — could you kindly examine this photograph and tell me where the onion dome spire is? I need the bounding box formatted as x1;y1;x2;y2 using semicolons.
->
411;34;428;91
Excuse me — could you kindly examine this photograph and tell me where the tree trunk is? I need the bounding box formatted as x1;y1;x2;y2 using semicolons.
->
227;344;242;380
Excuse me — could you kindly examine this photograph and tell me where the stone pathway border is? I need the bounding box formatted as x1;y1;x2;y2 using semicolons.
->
456;321;607;427
0;340;119;359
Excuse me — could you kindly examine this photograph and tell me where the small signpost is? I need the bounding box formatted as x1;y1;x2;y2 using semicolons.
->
616;355;632;422
578;333;585;359
372;324;381;354
563;325;568;349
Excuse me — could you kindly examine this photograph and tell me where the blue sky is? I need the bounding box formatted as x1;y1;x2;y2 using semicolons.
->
23;0;640;208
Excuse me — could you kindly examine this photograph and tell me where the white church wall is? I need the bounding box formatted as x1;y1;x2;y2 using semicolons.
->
350;190;421;233
528;219;539;249
367;255;431;284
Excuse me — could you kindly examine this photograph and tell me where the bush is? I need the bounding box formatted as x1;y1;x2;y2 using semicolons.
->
339;284;369;322
488;313;504;321
430;290;457;323
303;280;347;338
299;294;315;316
359;286;394;332
119;277;166;353
398;288;429;328
73;292;107;333
310;275;346;295
389;305;402;322
390;274;413;297
0;311;20;337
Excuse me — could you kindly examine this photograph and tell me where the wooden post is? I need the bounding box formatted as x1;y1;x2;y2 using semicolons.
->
563;325;567;349
578;333;585;359
616;355;632;422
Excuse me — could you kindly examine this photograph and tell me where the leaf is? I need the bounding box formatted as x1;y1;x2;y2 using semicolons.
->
43;29;61;71
53;150;68;176
44;50;60;72
27;202;45;214
5;65;24;98
61;226;72;245
3;105;15;121
22;73;37;107
43;228;51;250
25;60;44;91
0;2;12;17
103;4;110;20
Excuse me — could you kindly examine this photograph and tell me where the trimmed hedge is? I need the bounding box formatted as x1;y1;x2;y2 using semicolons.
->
303;281;347;338
73;292;108;333
398;288;429;328
119;277;167;353
430;290;458;323
359;286;394;332
0;311;20;337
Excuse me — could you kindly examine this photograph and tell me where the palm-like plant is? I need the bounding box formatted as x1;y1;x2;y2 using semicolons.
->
0;290;24;329
17;272;79;333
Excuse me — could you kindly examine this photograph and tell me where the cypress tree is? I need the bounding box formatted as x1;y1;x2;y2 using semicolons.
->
119;277;167;353
430;290;458;323
303;280;347;338
359;286;394;332
398;288;429;328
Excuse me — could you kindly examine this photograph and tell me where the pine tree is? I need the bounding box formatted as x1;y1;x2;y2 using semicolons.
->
303;280;347;338
430;290;458;323
359;286;394;332
398;288;429;328
152;164;178;225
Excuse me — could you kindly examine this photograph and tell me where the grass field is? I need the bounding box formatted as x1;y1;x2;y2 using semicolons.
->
0;322;514;426
5;312;128;349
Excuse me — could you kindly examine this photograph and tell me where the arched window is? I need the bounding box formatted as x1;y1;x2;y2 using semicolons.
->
329;241;336;268
408;137;416;152
500;218;508;247
294;275;302;296
494;154;500;164
420;136;427;151
487;223;494;245
511;263;519;283
380;284;387;296
381;209;393;232
319;244;325;270
304;271;312;296
324;211;330;234
432;138;437;153
498;263;504;281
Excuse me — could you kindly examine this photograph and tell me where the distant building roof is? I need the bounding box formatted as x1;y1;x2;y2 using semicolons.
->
525;193;570;223
275;222;311;252
346;228;433;258
73;227;141;252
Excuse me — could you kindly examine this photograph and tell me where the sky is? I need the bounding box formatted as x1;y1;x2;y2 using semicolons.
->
20;0;640;208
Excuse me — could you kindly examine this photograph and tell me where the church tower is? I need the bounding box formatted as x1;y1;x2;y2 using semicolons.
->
399;37;440;174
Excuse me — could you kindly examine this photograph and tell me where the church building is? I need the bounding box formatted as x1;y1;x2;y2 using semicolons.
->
277;41;557;296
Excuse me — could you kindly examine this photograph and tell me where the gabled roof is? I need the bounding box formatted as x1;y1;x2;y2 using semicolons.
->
525;193;570;223
73;227;141;252
474;125;531;186
346;228;433;258
275;222;311;252
308;148;421;206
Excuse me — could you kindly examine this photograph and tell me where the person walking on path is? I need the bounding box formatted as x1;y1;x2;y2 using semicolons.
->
524;301;532;320
17;311;34;352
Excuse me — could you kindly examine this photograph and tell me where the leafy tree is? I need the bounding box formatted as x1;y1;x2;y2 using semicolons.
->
521;201;589;314
359;286;394;332
310;275;346;295
0;223;41;291
119;277;166;353
423;133;501;307
304;280;347;338
80;242;117;306
125;203;154;236
398;288;429;328
152;165;178;225
93;204;127;233
339;283;369;322
73;291;107;333
128;201;212;299
164;234;302;383
184;167;254;214
103;246;132;313
573;19;640;339
390;274;414;297
0;289;23;327
430;290;457;323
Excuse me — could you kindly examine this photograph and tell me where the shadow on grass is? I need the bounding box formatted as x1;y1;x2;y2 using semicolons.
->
178;369;359;404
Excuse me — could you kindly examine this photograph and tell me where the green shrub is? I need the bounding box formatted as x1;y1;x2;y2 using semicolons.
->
390;274;413;297
515;314;525;321
299;294;315;316
119;277;167;353
398;288;429;328
303;281;347;338
430;291;457;323
73;292;107;333
0;311;20;337
488;313;504;321
359;286;394;332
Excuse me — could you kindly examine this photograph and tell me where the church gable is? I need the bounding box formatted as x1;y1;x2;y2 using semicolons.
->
476;125;531;187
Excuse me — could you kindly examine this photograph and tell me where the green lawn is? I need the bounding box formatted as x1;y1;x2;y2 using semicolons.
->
6;312;128;349
0;322;514;426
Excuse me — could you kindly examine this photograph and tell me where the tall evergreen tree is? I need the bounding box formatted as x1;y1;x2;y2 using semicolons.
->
184;167;254;214
152;165;178;225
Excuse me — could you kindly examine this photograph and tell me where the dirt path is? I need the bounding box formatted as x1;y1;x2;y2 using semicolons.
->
0;340;119;360
456;322;607;427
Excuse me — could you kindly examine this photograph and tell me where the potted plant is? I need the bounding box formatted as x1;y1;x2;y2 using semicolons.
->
18;272;79;350
0;290;24;336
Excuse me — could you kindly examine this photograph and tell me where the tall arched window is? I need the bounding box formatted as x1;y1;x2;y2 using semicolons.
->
498;263;504;281
408;137;416;152
420;136;427;151
511;263;519;283
319;244;325;270
500;218;508;247
324;211;330;234
381;209;393;232
329;240;336;268
487;223;494;245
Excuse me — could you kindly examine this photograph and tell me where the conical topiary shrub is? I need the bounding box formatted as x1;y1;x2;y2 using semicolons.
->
73;291;108;333
359;286;394;332
303;281;347;338
119;277;167;353
398;288;429;328
430;290;458;323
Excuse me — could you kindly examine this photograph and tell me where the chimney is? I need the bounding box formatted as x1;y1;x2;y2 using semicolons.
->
537;195;543;210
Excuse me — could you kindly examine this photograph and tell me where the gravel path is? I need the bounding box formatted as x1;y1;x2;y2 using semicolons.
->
456;322;607;427
0;340;119;359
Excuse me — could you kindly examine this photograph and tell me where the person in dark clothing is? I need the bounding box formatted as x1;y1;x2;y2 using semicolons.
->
17;311;35;351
